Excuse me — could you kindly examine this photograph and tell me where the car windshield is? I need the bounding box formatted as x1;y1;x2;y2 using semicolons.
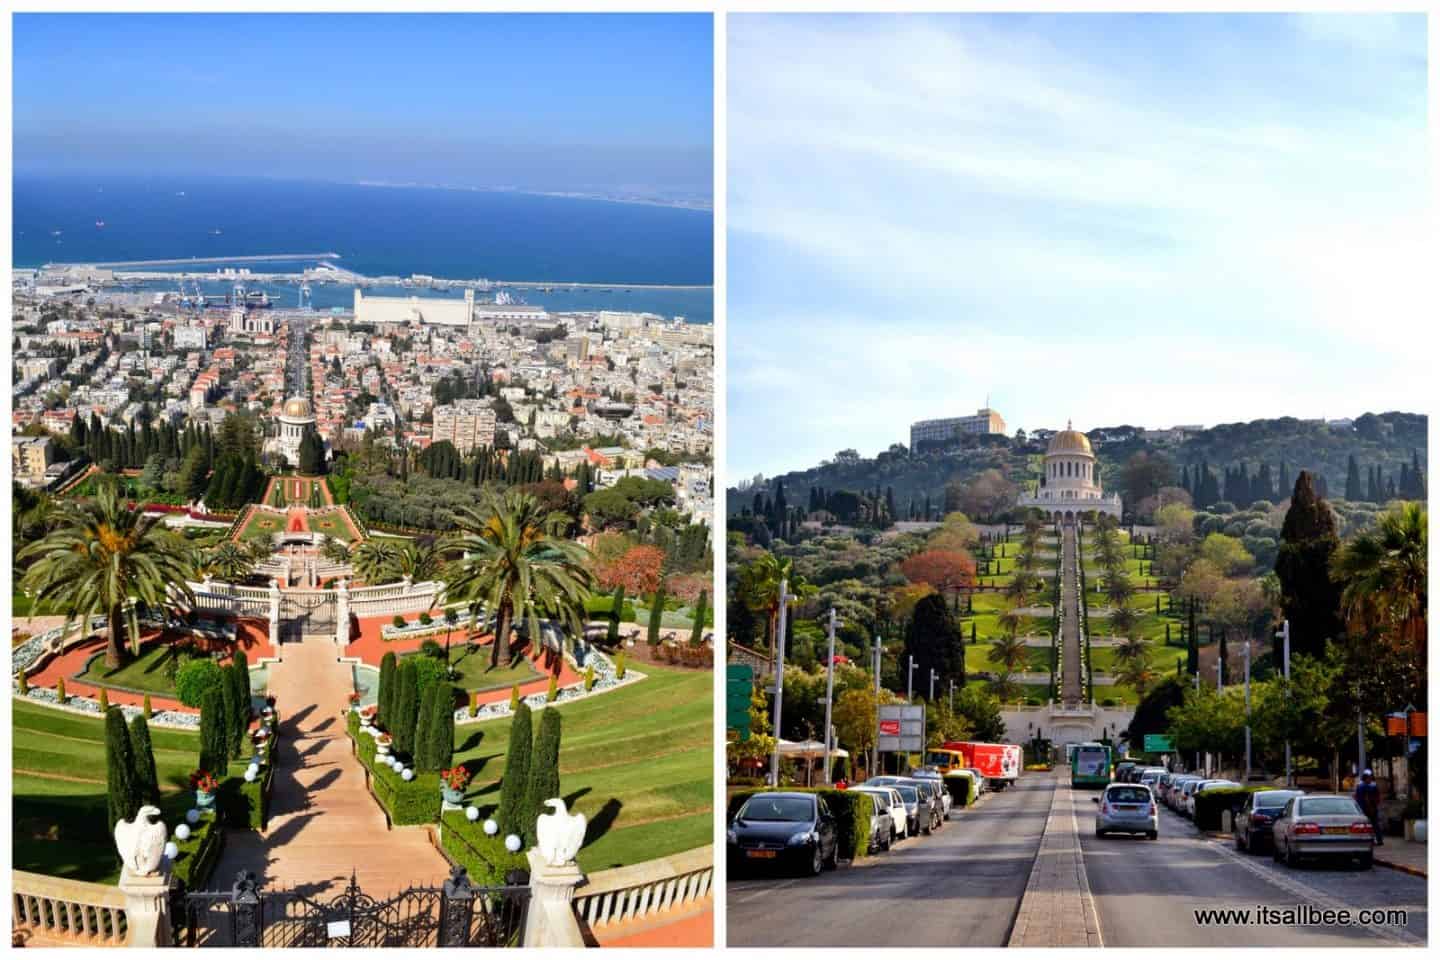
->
1106;787;1150;804
1255;794;1298;810
737;796;814;822
894;786;918;802
1300;798;1361;816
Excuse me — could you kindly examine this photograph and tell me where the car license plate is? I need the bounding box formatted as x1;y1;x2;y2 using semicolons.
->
747;850;778;859
1118;805;1139;811
1323;826;1349;835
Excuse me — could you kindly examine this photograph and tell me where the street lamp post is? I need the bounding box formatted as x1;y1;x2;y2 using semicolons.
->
769;579;795;789
872;633;882;778
949;679;955;714
907;656;917;703
1278;619;1292;787
929;668;938;703
1243;640;1251;782
822;608;837;786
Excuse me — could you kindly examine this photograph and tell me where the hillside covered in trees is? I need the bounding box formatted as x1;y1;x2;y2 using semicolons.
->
727;412;1426;528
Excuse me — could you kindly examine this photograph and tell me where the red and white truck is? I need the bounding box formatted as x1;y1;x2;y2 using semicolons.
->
944;741;1023;787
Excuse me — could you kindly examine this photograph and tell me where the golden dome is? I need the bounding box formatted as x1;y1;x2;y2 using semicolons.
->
1047;420;1093;456
281;397;313;420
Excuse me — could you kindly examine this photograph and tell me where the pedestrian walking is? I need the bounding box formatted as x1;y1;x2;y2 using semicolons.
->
1355;768;1383;846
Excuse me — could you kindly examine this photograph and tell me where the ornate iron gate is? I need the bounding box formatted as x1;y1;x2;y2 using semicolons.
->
177;868;528;948
279;592;336;642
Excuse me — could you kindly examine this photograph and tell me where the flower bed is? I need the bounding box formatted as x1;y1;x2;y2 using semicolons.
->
15;684;201;727
455;647;641;725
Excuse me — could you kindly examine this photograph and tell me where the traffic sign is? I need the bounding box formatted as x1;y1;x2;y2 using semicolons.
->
1144;734;1174;753
877;704;925;752
727;664;754;741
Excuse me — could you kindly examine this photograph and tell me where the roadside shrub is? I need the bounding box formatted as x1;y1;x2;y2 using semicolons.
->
727;787;872;863
176;659;224;708
1194;785;1264;831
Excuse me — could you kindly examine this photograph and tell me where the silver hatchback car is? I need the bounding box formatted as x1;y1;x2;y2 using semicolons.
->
1093;783;1158;839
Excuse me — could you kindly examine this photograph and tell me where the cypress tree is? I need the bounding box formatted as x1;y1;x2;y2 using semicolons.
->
219;673;241;761
377;651;397;729
522;708;564;848
414;681;439;771
129;714;160;805
690;590;707;645
393;659;419;758
200;686;229;776
429;685;455;772
104;707;139;835
1274;471;1344;662
647;581;666;646
606;585;624;645
1345;454;1362;501
230;650;250;755
498;703;534;839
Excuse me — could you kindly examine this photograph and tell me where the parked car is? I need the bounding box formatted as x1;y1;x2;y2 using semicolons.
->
1093;782;1158;839
910;770;953;819
869;778;925;836
1138;768;1166;790
1271;794;1375;869
859;791;895;853
1114;761;1138;783
852;785;908;842
1234;790;1304;853
1175;778;1205;815
728;792;839;876
1186;780;1239;818
908;779;945;833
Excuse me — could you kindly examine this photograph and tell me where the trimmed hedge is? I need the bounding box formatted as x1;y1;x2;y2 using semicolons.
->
347;710;440;825
1193;785;1265;831
440;810;530;885
727;787;873;863
172;812;224;888
217;709;280;829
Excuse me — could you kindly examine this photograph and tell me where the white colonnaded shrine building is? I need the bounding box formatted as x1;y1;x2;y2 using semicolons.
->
1015;421;1122;520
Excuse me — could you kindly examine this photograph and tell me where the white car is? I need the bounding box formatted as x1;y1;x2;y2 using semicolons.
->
852;786;908;841
1186;779;1239;818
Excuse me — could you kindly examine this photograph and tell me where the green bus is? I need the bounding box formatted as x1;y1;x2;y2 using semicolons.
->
1070;741;1112;788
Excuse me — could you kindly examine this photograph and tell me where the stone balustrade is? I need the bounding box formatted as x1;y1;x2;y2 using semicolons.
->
12;870;130;946
572;846;713;932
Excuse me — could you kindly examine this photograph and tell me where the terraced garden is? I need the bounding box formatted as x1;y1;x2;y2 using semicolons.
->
450;660;711;872
958;527;1062;701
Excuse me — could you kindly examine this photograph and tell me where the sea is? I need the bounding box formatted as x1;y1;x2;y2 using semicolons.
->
13;175;713;323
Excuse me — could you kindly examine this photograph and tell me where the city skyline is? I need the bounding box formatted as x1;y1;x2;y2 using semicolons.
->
727;13;1427;483
14;13;713;204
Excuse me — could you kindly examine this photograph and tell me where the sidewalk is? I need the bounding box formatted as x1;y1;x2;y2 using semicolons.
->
1008;776;1102;947
1374;835;1427;878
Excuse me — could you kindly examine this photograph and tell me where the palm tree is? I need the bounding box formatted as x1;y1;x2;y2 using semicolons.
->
1005;572;1036;609
395;539;446;581
1104;573;1134;611
1107;605;1140;640
988;634;1030;698
242;538;273;565
321;537;352;565
1113;634;1150;668
352;539;401;584
201;542;253;582
445;489;595;668
1114;657;1155;697
19;484;195;668
442;607;460;678
736;552;814;661
1332;502;1426;655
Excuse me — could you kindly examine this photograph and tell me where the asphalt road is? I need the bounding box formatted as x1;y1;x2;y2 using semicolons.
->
1072;784;1428;946
726;774;1056;947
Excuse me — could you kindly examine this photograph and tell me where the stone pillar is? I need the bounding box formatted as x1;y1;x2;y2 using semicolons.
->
335;579;350;648
119;866;174;948
268;579;282;653
522;849;586;947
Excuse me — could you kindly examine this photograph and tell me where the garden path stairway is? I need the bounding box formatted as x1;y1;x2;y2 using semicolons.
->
211;637;448;897
1059;524;1082;707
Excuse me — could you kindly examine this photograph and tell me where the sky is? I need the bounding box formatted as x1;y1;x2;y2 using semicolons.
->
13;14;713;201
727;13;1428;484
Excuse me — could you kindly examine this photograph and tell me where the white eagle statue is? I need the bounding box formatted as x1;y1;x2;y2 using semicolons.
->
114;805;169;876
535;798;587;867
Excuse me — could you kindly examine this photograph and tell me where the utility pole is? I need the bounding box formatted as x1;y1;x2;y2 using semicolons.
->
907;656;917;703
1243;640;1251;782
872;633;882;778
1279;619;1292;788
929;668;938;703
822;608;837;786
769;579;793;789
949;678;955;714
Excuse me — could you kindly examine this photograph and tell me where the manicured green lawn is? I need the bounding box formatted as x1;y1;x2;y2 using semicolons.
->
308;510;356;543
964;641;1052;675
239;510;283;541
451;661;711;872
401;644;540;694
12;699;204;883
12;593;62;618
74;643;180;695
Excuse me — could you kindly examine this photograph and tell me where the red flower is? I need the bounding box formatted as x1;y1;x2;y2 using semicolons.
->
190;770;219;792
441;766;472;791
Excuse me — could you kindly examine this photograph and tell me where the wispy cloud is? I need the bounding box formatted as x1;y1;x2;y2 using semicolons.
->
727;13;1427;482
